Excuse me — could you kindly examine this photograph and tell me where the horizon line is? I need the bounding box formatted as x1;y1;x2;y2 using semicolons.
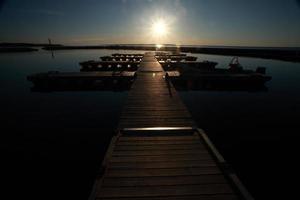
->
1;42;300;49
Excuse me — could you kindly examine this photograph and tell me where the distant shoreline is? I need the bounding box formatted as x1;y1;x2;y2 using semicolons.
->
1;43;300;62
44;45;300;62
0;47;39;53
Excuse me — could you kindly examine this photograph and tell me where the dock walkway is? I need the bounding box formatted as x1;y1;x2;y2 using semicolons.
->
119;52;195;128
91;52;252;200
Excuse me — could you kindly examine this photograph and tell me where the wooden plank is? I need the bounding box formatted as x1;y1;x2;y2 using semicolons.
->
119;121;195;125
97;184;234;198
121;110;190;113
120;112;191;116
122;106;184;108
118;136;198;141
119;123;195;126
120;115;192;119
121;110;189;114
116;140;202;145
105;167;221;177
114;144;205;151
112;150;209;157
108;160;216;169
122;108;189;112
102;175;228;187
118;124;196;129
119;117;194;121
112;149;207;156
119;119;195;123
98;194;238;200
109;155;214;163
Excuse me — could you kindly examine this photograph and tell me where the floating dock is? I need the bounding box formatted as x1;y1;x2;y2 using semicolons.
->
101;56;142;62
90;53;253;200
111;53;144;57
80;61;140;71
27;71;136;91
155;55;198;61
27;71;136;82
28;51;271;92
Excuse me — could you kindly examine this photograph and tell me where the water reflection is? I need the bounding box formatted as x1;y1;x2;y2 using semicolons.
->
172;79;268;92
29;77;134;92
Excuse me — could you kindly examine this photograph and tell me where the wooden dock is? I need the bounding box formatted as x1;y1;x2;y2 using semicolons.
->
101;56;142;62
80;61;140;71
27;71;136;83
27;71;136;92
90;53;253;200
119;53;193;128
155;55;198;62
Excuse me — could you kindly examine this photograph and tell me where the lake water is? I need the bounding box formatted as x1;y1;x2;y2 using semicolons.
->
1;49;299;199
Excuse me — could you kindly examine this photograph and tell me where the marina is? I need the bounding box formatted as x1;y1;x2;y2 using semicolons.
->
28;52;271;92
27;52;258;199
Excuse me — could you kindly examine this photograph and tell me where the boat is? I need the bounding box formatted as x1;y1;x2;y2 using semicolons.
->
160;61;218;71
27;71;136;91
184;56;198;61
155;55;198;62
170;57;272;87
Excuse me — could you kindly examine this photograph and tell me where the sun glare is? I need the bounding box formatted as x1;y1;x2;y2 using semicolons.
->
151;19;168;37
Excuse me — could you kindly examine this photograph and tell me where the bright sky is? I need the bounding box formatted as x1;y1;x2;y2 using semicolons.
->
1;0;300;47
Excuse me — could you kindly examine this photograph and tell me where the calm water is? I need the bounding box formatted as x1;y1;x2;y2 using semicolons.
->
1;50;299;199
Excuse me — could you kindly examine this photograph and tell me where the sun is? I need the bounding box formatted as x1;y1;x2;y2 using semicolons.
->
151;19;168;37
